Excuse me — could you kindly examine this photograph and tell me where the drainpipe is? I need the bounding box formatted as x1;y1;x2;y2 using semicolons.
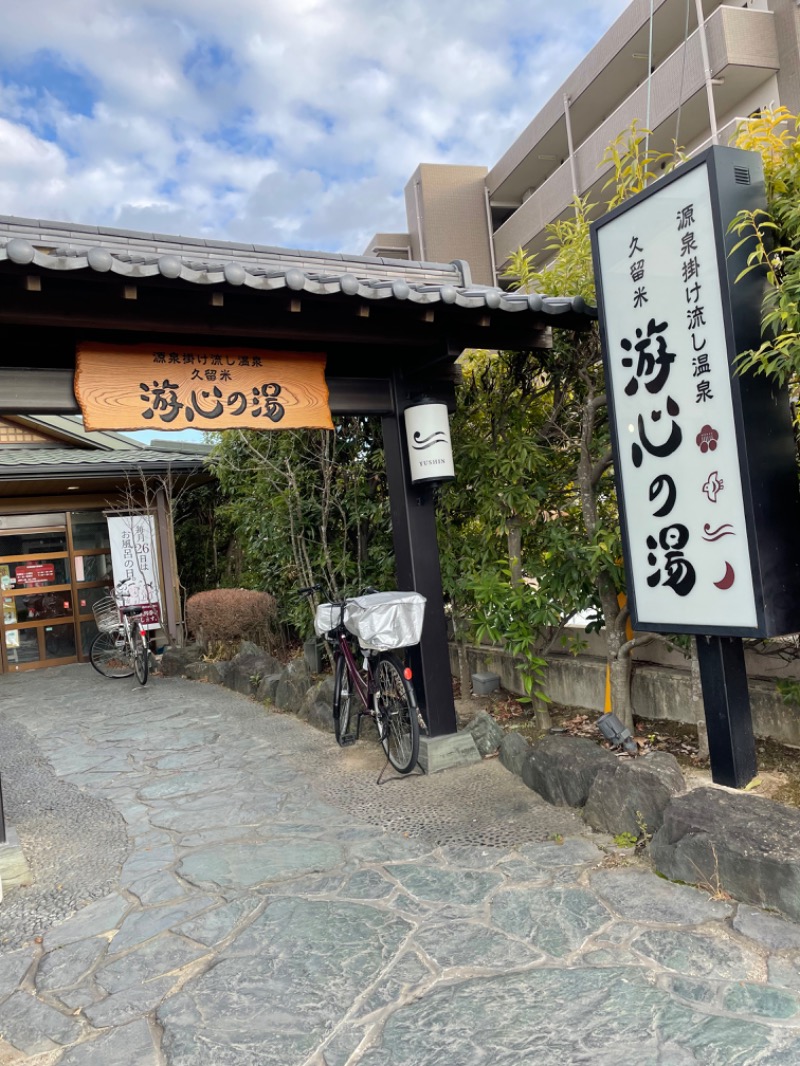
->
563;93;579;204
483;185;498;286
413;180;426;261
695;0;719;145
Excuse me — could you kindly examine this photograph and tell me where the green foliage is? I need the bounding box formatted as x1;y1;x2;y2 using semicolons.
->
613;831;638;848
504;198;595;303
776;677;800;709
729;108;800;388
209;419;394;637
173;481;229;597
601;120;683;209
435;342;611;702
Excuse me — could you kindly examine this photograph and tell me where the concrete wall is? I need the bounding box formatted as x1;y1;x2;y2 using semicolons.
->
450;641;800;748
404;164;493;284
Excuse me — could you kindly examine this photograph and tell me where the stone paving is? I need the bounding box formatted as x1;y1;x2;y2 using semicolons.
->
2;668;800;1063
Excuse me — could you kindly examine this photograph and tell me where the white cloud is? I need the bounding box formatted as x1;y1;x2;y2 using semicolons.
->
0;0;630;250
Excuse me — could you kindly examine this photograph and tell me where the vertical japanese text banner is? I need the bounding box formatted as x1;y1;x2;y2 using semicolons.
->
107;514;162;630
593;160;757;633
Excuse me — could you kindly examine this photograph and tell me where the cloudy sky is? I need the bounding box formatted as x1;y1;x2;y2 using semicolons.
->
1;0;630;257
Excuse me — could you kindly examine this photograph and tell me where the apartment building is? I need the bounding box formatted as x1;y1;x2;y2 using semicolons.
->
364;0;800;285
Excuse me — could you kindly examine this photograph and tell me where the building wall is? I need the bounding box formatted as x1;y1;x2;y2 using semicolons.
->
387;0;797;286
403;164;493;284
362;233;412;260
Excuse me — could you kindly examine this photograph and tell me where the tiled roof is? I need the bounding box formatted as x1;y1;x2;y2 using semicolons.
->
0;215;595;320
0;447;205;470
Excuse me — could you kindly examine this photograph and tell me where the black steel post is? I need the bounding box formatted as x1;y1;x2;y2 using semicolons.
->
696;634;757;789
0;772;6;845
381;381;457;738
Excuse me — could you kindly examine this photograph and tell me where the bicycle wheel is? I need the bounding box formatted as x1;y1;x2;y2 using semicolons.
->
333;653;354;745
90;629;134;678
375;652;419;774
133;625;149;686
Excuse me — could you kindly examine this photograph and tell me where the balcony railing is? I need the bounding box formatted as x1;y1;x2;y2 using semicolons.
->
492;4;777;270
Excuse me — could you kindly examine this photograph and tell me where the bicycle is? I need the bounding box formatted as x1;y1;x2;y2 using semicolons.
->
89;579;150;685
301;585;425;775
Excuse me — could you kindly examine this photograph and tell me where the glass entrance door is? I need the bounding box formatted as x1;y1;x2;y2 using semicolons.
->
0;517;77;672
0;510;119;673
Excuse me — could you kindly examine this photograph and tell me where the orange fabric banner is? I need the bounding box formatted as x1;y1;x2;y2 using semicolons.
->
75;342;333;432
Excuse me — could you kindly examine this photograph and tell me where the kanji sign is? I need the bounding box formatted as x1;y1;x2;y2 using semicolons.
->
108;514;162;631
138;603;161;627
15;563;55;587
592;146;800;638
75;343;333;432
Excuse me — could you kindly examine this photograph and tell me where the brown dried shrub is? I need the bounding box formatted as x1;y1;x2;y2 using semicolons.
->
186;588;280;656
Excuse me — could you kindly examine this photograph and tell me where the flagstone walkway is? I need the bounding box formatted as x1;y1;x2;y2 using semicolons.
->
2;665;800;1064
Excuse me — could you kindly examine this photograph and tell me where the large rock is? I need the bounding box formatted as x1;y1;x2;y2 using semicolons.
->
466;711;504;757
521;735;617;808
159;643;203;677
227;641;284;697
651;787;800;923
499;732;530;778
583;751;685;838
184;660;232;685
299;677;336;733
256;674;282;703
274;658;314;713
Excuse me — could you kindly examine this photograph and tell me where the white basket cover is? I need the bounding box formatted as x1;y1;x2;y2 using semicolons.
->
314;602;344;637
343;592;426;651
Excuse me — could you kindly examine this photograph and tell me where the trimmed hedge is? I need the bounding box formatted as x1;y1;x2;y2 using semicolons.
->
186;588;279;655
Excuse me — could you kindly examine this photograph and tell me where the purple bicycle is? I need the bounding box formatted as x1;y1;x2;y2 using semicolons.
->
302;586;424;775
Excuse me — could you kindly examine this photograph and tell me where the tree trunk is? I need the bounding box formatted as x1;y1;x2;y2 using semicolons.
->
533;698;552;733
690;637;709;760
606;622;634;732
576;385;635;730
507;517;523;589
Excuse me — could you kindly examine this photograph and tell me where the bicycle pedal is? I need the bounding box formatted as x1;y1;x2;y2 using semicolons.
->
340;735;358;746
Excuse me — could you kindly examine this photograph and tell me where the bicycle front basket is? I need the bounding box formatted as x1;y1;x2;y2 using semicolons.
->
92;596;120;633
343;592;426;652
314;602;344;637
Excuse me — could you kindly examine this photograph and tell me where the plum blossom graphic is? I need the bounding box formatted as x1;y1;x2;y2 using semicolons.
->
696;424;719;453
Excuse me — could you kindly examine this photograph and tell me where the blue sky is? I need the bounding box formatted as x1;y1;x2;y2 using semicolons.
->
0;0;629;445
0;0;630;252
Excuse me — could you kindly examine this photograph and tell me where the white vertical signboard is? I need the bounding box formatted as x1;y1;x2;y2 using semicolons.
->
107;514;162;629
595;162;757;630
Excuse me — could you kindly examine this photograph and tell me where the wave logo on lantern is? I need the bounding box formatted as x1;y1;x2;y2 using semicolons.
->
412;430;449;451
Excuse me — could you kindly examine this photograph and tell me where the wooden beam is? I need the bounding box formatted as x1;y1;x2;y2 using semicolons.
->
0;368;78;413
327;377;392;415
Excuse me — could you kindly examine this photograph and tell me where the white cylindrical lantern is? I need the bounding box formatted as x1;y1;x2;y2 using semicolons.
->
404;402;455;484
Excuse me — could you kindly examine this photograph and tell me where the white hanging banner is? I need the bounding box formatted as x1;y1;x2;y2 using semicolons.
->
404;403;455;484
107;514;162;630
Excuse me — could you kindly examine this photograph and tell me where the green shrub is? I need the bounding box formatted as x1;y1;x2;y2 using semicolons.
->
186;588;280;656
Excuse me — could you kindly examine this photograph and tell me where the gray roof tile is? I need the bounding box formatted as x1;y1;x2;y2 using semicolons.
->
0;214;597;319
0;447;205;469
